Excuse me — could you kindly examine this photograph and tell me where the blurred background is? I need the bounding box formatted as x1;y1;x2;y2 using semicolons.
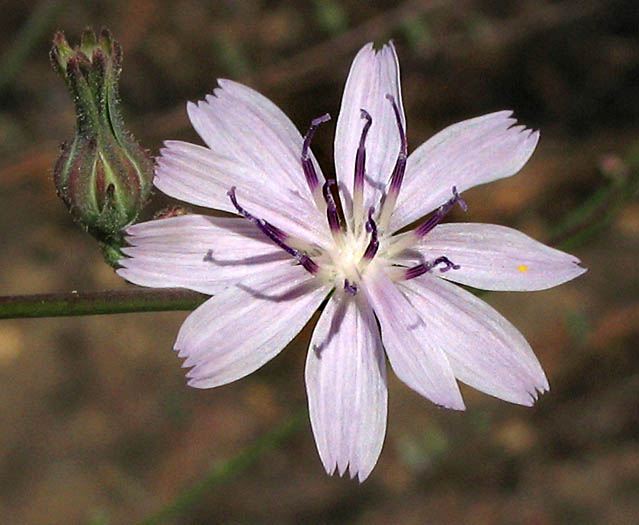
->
0;0;637;523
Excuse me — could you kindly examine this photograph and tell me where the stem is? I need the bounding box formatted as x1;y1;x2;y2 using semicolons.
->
0;288;206;319
138;410;306;525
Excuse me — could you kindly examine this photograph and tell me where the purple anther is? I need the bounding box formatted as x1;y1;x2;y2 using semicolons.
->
413;186;468;238
322;180;342;234
354;109;373;194
404;256;460;280
452;186;468;212
227;187;319;274
437;256;461;272
344;279;358;295
302;113;331;194
385;94;407;195
363;207;379;259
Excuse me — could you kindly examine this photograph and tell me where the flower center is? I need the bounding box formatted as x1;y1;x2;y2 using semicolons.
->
224;95;466;293
321;225;373;294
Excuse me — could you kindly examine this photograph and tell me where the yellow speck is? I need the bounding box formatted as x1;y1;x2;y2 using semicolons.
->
517;265;529;272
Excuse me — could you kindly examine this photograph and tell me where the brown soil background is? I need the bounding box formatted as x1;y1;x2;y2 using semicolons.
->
0;1;637;523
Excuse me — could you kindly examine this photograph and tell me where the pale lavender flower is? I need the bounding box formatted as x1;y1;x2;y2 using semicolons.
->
118;42;586;481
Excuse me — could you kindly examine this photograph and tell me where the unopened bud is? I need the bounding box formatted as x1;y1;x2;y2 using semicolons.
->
51;28;153;267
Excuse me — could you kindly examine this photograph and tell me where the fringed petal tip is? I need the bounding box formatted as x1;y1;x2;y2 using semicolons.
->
504;373;550;407
391;111;540;231
571;261;588;276
396;275;552;409
176;346;192;364
322;459;375;483
558;261;588;290
517;381;550;407
175;346;217;390
184;368;212;389
435;398;467;411
171;342;206;388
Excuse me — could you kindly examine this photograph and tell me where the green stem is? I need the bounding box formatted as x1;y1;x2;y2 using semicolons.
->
138;410;306;525
0;288;206;319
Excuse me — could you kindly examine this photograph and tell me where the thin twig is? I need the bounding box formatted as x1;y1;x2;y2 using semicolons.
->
0;288;206;319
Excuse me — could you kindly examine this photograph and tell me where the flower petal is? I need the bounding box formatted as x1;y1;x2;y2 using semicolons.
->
189;79;324;199
390;111;539;232
362;266;465;410
398;223;586;291
178;264;330;389
117;215;290;295
400;275;549;405
306;293;387;482
334;42;404;216
155;79;330;247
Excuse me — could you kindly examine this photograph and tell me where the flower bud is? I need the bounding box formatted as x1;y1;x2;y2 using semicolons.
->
51;28;153;267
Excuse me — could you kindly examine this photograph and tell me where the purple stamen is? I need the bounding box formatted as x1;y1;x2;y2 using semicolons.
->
227;187;319;274
404;256;460;280
365;207;376;233
344;279;358;295
354;109;373;194
385;94;407;195
322;180;342;234
363;207;379;259
414;186;467;238
302;114;331;195
228;189;287;243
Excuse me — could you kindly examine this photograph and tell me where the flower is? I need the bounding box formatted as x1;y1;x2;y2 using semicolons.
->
118;42;586;481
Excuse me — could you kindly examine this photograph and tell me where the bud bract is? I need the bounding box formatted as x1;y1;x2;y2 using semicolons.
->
51;28;153;267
